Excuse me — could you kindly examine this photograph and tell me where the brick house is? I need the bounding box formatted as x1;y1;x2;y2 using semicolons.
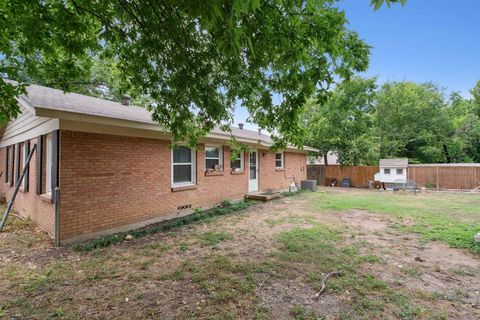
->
0;83;314;244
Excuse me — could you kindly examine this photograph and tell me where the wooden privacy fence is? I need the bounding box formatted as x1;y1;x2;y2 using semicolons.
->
307;164;480;190
307;165;378;188
408;164;480;190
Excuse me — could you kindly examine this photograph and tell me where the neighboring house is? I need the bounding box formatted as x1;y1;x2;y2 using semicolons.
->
309;151;339;165
374;159;408;186
0;83;315;243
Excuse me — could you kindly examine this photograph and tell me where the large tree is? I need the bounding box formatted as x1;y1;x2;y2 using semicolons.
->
376;82;452;163
446;88;480;162
0;0;393;147
303;78;480;165
304;77;377;165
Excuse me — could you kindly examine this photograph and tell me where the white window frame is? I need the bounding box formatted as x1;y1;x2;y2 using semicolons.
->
384;168;391;175
21;142;28;187
171;146;196;186
204;145;223;171
230;151;244;172
396;168;403;175
275;152;284;169
45;134;53;194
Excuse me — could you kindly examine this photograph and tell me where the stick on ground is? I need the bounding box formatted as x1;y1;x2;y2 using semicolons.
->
257;274;271;291
314;271;342;300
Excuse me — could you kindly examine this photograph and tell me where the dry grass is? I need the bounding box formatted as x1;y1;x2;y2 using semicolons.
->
1;188;479;319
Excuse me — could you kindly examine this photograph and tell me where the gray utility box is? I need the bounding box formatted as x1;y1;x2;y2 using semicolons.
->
301;180;317;192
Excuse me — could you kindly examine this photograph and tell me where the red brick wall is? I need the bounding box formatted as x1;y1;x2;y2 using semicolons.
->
259;151;307;191
58;131;307;240
0;140;55;236
59;131;247;239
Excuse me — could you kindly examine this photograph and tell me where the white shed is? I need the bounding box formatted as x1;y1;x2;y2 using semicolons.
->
374;159;408;184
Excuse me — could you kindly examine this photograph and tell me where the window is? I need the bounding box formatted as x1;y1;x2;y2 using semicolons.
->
205;145;223;171
46;134;53;193
384;168;391;174
396;168;403;175
5;146;9;183
9;144;15;187
275;152;284;169
21;142;27;187
172;146;196;185
230;151;243;171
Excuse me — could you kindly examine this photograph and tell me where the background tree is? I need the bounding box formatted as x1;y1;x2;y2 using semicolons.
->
375;82;451;163
304;78;480;165
446;89;480;162
304;77;377;165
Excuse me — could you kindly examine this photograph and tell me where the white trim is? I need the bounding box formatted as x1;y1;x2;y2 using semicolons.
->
33;108;314;152
21;142;28;187
248;149;259;192
171;146;196;186
204;145;223;171
0;118;59;148
275;152;284;169
59;119;171;140
4;104;315;152
17;96;37;115
36;107;161;130
45;134;53;193
230;151;244;171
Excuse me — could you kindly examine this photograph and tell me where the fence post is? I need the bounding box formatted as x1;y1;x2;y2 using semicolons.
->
475;168;478;188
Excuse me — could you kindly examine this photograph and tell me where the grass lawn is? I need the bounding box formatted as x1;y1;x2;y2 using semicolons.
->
308;190;480;253
1;188;479;319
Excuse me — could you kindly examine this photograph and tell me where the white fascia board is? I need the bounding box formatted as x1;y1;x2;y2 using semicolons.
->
35;107;310;153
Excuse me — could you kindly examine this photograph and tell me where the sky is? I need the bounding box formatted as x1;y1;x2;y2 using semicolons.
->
234;0;480;130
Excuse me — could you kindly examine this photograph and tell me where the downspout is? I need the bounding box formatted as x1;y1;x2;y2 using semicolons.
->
54;187;60;247
52;130;61;247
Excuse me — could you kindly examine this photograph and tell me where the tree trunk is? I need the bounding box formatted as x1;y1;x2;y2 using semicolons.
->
323;153;328;166
442;144;451;163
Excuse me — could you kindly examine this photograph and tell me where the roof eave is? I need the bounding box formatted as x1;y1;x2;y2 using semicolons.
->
34;106;310;152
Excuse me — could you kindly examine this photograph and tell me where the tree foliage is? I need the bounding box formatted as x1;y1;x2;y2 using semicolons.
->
376;82;451;163
305;79;480;165
0;0;375;148
304;77;377;165
370;0;406;11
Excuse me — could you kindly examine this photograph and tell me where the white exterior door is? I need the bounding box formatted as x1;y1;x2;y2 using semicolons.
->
248;150;259;192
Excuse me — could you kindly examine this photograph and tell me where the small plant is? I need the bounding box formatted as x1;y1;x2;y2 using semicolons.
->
139;260;154;271
23;269;53;292
290;305;318;320
425;182;437;189
179;242;189;252
48;307;63;318
282;190;301;197
359;254;382;264
394;304;422;320
220;199;232;207
199;231;233;246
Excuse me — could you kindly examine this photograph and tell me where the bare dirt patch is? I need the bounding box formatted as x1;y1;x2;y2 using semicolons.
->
321;207;480;318
1;191;479;319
